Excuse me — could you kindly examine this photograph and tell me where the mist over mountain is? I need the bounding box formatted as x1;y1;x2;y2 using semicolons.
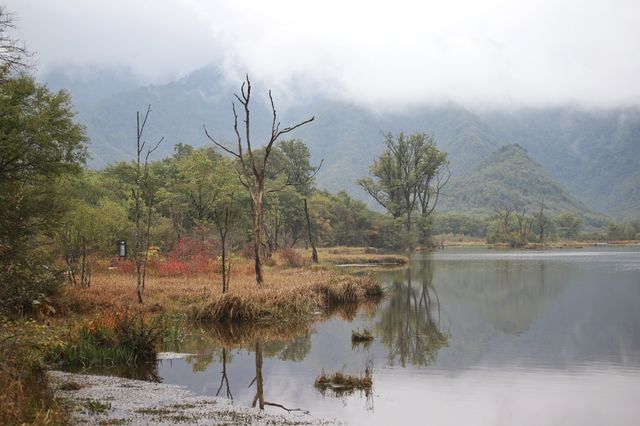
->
42;65;640;219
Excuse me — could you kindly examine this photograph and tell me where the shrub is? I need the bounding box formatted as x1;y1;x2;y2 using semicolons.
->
0;256;63;317
155;237;217;276
279;248;306;268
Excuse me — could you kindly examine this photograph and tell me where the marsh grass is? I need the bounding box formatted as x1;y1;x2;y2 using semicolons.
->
314;360;373;395
351;328;374;343
0;320;67;425
307;247;407;266
58;309;161;369
59;255;385;324
194;269;383;323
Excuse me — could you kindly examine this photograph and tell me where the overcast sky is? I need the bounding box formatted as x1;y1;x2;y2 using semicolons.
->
5;0;640;109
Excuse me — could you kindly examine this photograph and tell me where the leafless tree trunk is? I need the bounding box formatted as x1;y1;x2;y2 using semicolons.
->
304;199;318;263
218;206;231;293
204;76;314;285
537;199;547;245
61;227;92;288
132;106;163;303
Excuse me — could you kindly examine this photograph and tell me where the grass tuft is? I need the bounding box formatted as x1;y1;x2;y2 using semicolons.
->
314;361;373;395
351;328;374;343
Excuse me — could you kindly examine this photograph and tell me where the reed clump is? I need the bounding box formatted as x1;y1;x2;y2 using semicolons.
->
194;269;383;323
57;309;161;367
314;361;373;394
351;328;374;343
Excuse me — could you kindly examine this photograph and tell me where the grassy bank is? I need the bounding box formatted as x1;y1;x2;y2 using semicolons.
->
0;319;67;425
58;265;383;324
306;247;407;266
2;251;386;423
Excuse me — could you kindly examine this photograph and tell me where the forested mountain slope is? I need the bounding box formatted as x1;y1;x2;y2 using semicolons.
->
438;145;606;225
43;65;640;218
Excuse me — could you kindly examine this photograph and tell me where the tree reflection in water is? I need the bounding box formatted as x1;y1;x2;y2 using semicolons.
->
250;339;309;414
376;259;449;367
216;347;233;399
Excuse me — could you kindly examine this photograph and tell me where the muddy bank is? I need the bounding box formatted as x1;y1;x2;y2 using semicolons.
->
49;370;335;425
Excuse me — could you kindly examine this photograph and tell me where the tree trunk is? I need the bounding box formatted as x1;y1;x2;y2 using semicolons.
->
255;340;264;409
221;234;227;293
405;213;414;252
254;188;264;285
304;199;318;263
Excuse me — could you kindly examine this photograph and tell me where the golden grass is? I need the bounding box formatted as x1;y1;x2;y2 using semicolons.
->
302;247;407;266
314;361;373;394
57;258;384;324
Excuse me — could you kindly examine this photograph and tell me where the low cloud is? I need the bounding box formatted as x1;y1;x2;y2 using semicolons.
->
7;0;640;109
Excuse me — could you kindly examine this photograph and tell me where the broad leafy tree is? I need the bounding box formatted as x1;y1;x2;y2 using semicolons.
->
358;132;448;250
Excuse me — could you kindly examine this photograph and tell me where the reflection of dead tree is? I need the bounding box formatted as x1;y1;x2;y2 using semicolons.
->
250;339;309;414
216;347;233;399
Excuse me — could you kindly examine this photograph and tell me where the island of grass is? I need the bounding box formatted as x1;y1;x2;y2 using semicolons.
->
351;328;374;343
314;368;373;394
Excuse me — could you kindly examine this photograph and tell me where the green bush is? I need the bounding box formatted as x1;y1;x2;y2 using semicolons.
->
0;257;64;317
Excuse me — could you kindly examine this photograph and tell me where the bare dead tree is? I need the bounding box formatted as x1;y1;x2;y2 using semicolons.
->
132;105;164;303
304;199;318;263
61;227;91;288
536;199;549;245
494;203;515;234
216;206;232;293
204;76;314;285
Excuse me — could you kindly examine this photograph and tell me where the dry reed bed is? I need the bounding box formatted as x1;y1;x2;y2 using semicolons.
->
194;268;383;323
306;247;407;266
59;265;383;324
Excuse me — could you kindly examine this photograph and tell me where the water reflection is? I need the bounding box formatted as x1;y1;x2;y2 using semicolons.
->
153;248;640;425
251;339;309;414
216;347;232;399
376;259;449;366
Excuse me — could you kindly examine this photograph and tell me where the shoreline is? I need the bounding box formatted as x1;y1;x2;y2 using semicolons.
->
50;369;335;425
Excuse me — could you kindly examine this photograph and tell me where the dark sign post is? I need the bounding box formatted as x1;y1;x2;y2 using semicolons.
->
118;240;127;258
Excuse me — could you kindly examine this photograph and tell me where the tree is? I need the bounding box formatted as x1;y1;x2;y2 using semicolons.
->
535;199;550;244
0;6;32;78
204;76;314;285
304;198;318;263
0;73;87;314
131;106;164;304
555;212;582;239
358;132;448;250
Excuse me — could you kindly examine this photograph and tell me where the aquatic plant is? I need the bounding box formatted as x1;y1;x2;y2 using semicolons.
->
314;361;373;395
351;328;374;343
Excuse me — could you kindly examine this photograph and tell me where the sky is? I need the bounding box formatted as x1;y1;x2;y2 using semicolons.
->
5;0;640;109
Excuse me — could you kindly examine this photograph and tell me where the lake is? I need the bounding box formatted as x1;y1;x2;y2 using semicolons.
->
158;247;640;425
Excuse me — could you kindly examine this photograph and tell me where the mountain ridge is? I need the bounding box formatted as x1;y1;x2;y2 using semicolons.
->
42;64;640;219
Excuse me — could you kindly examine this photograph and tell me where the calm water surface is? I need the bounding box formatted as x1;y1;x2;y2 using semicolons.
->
159;248;640;425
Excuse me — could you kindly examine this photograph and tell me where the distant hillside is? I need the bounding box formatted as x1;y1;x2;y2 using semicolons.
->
41;65;640;219
438;145;606;225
